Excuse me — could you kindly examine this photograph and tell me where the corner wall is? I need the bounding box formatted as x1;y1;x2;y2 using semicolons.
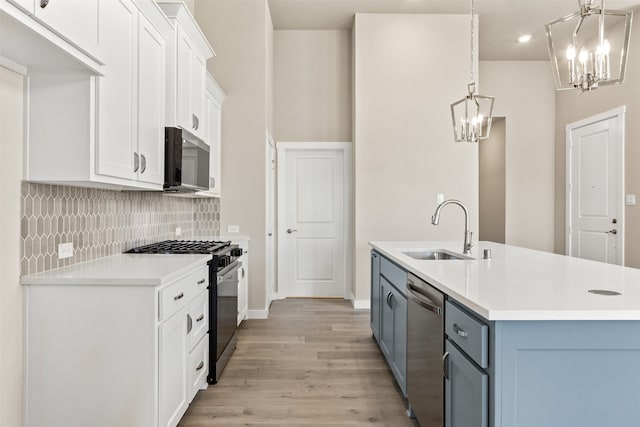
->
480;61;556;252
353;14;479;304
195;0;272;312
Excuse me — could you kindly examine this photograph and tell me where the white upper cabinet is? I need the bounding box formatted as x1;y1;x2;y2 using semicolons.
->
158;2;214;143
196;73;225;198
24;0;173;190
6;0;33;14
33;0;101;61
95;0;137;182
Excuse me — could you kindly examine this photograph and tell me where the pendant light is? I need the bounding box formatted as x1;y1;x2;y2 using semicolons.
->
545;0;633;92
450;0;495;143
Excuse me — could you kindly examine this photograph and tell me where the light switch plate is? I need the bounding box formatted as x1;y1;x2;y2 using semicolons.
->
626;194;636;206
228;225;240;233
58;242;73;259
175;227;182;237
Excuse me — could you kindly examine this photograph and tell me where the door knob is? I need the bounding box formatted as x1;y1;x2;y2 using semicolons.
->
286;228;298;234
607;229;618;235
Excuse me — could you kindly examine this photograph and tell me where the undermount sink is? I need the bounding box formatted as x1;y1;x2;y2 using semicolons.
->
400;249;473;261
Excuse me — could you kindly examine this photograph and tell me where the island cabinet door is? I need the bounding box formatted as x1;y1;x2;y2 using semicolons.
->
390;290;407;394
371;251;381;340
445;340;488;427
379;277;394;361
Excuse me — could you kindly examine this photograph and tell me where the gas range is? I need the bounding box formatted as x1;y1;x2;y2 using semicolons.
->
126;240;242;270
126;239;243;384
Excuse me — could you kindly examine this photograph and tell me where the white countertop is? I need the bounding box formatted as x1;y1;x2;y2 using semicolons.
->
21;254;211;286
370;241;640;321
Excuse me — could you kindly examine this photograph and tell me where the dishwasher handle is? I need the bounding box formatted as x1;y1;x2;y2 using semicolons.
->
407;283;442;315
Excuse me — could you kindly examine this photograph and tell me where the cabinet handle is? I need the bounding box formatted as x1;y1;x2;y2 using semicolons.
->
193;114;199;130
372;253;378;258
196;361;204;371
442;352;450;380
197;278;206;285
174;292;184;301
187;314;193;334
140;154;146;174
386;291;393;308
133;152;139;172
40;0;49;8
241;267;245;279
196;314;204;322
453;323;469;338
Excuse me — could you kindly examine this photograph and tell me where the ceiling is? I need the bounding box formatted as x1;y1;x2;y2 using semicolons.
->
268;0;640;60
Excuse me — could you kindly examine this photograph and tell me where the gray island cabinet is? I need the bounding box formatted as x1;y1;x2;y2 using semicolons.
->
370;242;640;427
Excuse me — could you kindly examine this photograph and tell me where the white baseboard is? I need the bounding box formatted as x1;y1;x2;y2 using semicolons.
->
351;295;370;310
247;309;269;319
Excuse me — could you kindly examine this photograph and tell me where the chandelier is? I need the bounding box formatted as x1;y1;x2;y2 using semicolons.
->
545;0;633;92
450;0;495;143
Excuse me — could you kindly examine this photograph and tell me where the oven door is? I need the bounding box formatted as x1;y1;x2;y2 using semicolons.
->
216;262;241;360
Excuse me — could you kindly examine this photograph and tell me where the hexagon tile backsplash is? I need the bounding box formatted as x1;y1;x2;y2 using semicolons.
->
20;183;220;275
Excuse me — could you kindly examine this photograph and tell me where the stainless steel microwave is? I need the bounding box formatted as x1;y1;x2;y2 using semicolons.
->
164;127;210;192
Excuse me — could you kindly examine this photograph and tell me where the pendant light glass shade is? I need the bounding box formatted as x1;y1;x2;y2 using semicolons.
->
545;0;633;92
450;0;495;143
451;83;494;143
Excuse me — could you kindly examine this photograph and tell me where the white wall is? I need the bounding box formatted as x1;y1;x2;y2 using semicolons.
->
0;66;24;427
480;61;556;252
353;14;479;304
195;0;273;313
274;30;352;141
479;117;505;243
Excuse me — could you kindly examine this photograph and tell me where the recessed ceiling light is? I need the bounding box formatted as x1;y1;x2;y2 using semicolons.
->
518;34;532;43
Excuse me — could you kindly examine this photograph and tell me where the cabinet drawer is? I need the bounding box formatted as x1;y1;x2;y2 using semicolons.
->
445;300;489;368
189;291;208;351
188;335;208;401
380;256;408;297
159;265;208;321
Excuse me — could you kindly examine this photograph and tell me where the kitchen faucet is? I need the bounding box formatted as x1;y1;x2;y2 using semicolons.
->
431;199;473;255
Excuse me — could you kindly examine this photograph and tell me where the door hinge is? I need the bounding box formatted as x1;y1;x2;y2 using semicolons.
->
568;226;573;235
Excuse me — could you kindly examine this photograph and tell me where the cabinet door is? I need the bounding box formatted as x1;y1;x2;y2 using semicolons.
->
33;0;101;60
379;277;394;361
237;255;248;325
190;53;206;139
445;340;489;427
371;252;381;340
137;13;165;185
391;291;407;394
176;25;195;134
207;90;222;195
160;306;189;427
95;0;137;181
7;0;34;14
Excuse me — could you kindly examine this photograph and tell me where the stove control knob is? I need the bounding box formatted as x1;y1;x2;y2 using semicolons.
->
218;256;230;268
231;248;243;257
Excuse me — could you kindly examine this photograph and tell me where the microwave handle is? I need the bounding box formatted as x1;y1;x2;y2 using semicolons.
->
133;152;139;173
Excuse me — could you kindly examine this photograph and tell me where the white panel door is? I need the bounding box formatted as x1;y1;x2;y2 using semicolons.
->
568;112;623;264
281;149;345;297
137;14;165;185
266;137;276;300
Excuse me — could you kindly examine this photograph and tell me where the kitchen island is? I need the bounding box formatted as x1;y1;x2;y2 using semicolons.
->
370;241;640;427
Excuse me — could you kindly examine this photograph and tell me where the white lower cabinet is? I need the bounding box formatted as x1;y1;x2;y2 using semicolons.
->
24;262;209;427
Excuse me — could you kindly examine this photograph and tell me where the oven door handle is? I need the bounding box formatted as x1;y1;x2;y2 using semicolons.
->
217;261;243;283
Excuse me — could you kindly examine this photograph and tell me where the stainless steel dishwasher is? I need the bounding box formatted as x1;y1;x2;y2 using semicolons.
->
407;273;445;426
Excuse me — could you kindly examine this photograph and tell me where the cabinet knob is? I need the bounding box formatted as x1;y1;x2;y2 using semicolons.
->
197;278;206;285
140;154;146;174
133;152;139;172
193;114;200;130
196;314;204;322
174;292;184;301
196;361;204;371
40;0;49;8
187;313;193;334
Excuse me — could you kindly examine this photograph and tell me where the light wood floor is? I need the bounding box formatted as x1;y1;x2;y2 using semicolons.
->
179;299;419;426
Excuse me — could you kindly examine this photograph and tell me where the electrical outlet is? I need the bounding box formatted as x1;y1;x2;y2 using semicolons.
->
437;193;445;204
227;225;240;233
58;242;73;259
626;194;637;206
176;227;182;237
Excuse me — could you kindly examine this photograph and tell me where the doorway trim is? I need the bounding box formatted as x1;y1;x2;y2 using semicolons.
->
276;141;353;300
565;106;625;263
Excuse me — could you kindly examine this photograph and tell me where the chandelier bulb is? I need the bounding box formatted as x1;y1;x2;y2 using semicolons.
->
602;39;611;55
578;47;589;64
566;44;576;60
